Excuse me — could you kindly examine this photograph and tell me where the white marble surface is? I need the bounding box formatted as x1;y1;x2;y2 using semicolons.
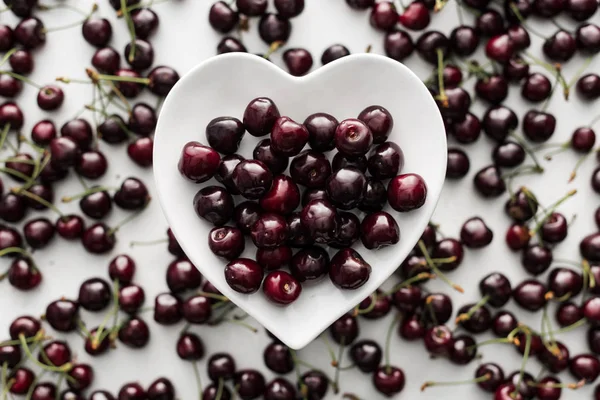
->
0;0;599;398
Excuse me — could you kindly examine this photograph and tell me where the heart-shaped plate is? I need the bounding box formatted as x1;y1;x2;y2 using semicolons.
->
154;52;447;349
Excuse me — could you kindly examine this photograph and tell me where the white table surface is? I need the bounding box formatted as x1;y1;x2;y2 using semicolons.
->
1;0;599;398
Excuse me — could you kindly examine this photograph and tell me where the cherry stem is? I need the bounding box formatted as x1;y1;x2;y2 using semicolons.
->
289;349;305;394
192;362;203;400
455;295;490;325
220;318;258;333
320;335;337;366
119;0;171;14
264;41;283;59
435;49;448;108
86;104;137;139
13;188;64;217
0;70;42;89
107;205;150;237
0;123;9;151
464;59;491;80
541;306;559;355
195;291;229;303
354;293;377;316
568;152;591;182
468;337;511;351
0;247;30;258
541;72;561;112
332;337;344;394
93;72;150;85
543;318;587;337
342;394;362;400
24;369;47;400
384;314;401;374
120;0;138;63
215;378;224;400
508;3;546;40
434;0;448;11
528;379;585;390
421;373;491;391
514;330;532;397
19;334;72;373
43;3;98;33
529;189;577;237
418;240;464;293
382;272;435;296
91;280;120;349
0;167;32;182
130;238;168;247
588;114;600;128
522;52;569;99
510;133;545;172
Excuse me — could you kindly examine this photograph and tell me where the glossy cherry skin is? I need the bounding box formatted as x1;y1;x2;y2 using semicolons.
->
476;363;505;392
146;378;175;400
543;30;576;61
538;341;570;373
387;173;427;211
416;31;449;64
217;36;247;54
38;340;71;367
359;178;388;211
8;367;35;395
0;102;24;129
486;34;515;63
576;23;600;53
178;141;221;183
581;232;600;261
290;246;329;281
399;314;426;340
384;29;415;61
450;334;477;364
250;213;288;249
329;248;371;290
263;270;301;305
398;2;430;30
567;0;598;20
256;246;292;271
232;369;266;400
330;313;359;345
215;155;244;195
523;110;556;143
585;297;600;323
521;244;553;275
124;39;154;71
274;0;304;18
78;278;111;311
493;141;525;167
349;340;382;373
572;127;597;152
321;44;350;65
282;48;313;76
118;284;145;314
127;103;157;136
506;371;536;399
7;257;41;290
14;17;45;49
536;376;562;400
148;66;179;96
430;238;463;271
577;73;600;100
475;9;504;36
207;353;236;381
450;112;481;144
540;213;567;244
346;0;375;8
263;378;296;400
23;218;55;249
234;201;261;234
492;311;518;337
372;366;405;397
360;211;400;249
300;199;338;244
79;190;112;220
503;56;530;82
0;225;23;253
166;258;202;293
252;140;287;175
334;118;373;157
460;217;493;248
330;211;361;248
114;177;149;210
473;165;506;197
56;215;85;240
303;112;338;151
92;47;120;74
82;18;112;47
232;160;273;200
513;279;548;311
36;85;64;111
76;151;108;180
153;293;183;325
556;302;583;326
424;325;454;356
9;316;41;339
193;186;234;226
0;74;22;98
522;73;552;102
270;116;309;157
290;150;332;188
130;8;159;39
84;329;110;355
259;13;292;44
45;299;79;332
480;272;512;307
482;105;518;142
182;295;212;324
494;383;524;400
209;226;245;260
370;1;399;31
118;383;147;400
114;69;144;97
224;258;263;294
476;75;508;104
243;97;280;137
368;142;404;180
457;303;492;333
326;167;367;210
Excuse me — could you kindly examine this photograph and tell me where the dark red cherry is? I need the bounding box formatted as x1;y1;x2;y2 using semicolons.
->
507;370;536;399
253;139;288;175
449;25;479;56
259;13;291;44
460;217;493;248
79;190;112;220
584;297;600;323
166;258;202;293
118;285;145;314
523;110;556;142
475;363;505;392
256;246;292;271
556;302;583;326
423;293;453;324
92;47;120;74
475;75;508;104
7;257;41;290
536;376;562;400
480;272;512;307
387;173;427;211
543;30;576;61
45;299;79;332
290;151;331;189
367;142;404;180
24;218;55;249
250;212;288;249
450;112;481;144
207;352;236;381
14;17;45;49
578;74;600;99
153;293;182;325
9;50;33;75
67;364;94;391
8;367;35;395
78;278;111;311
360;211;400;249
0;74;22;98
147;66;179;96
56;215;85;240
346;0;375;8
359;178;387;211
128;103;156;136
114;69;144;98
178;141;220;183
147;377;175;400
274;0;304;18
521;244;553;275
350;340;382;373
271;116;309;157
538;341;570;373
329;248;371;290
330;211;360;248
541;213;568;243
217;36;247;54
424;325;454;356
475;9;505;36
260;175;300;215
290;246;329;281
0;24;13;52
450;334;477;364
236;0;267;15
321;44;350;65
326;167;367;210
82;18;112;47
522;73;552;102
113;177;149;210
505;0;533;22
302;112;338;152
493;141;525;167
533;0;566;16
232;160;273;200
124;39;154;71
131;8;159;39
243;97;280;137
81;223;116;254
37;85;65;111
513;279;548;311
334;118;373;157
399;314;426;340
492;311;518;337
234;201;261;235
38;340;71;367
457;303;492;333
372;366;405;397
566;0;598;20
473;165;506;197
224;258;263;294
0;102;24;129
576;23;600;53
384;29;415;61
208;226;245;260
416;30;449;64
182;295;212;324
300;199;338;244
370;1;399;32
582;233;600;261
330;313;359;345
398;2;430;30
263;270;301;305
117;383;146;400
193;186;234;226
234;370;266;400
75;151;107;180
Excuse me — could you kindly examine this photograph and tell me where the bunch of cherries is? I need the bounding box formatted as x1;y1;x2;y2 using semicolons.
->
178;97;428;305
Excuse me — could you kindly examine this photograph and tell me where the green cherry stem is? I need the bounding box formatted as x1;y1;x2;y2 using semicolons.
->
384;314;402;374
192;361;202;400
455;295;490;325
19;334;72;373
421;373;491;391
418;241;464;293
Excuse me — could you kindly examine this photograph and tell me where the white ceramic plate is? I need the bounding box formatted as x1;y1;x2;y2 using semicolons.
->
154;52;447;349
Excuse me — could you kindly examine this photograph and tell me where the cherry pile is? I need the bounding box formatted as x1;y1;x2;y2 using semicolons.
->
178;98;428;304
0;0;600;399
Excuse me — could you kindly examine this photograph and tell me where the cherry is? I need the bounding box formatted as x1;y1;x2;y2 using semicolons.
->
513;279;548;311
0;25;13;52
457;303;492;333
360;211;400;249
217;36;247;53
460;217;493;248
118;284;145;314
114;69;144;98
39;340;71;367
256;246;292;271
367;142;403;180
92;47;121;74
290;151;332;188
114;177;149;210
8;257;41;290
274;0;304;17
250;212;288;248
576;23;600;53
507;25;531;50
416;31;449;64
521;244;553;275
567;0;598;20
153;293;182;325
346;0;375;8
493;141;525;167
349;340;382;373
485;34;515;63
0;102;24;129
438;87;472;121
203;385;231;400
572;127;597;152
536;376;562;400
264;378;296;400
209;226;245;260
208;352;236;381
329;248;371;289
234;370;266;399
326;167;367;210
398;2;430;30
507;371;536;399
538;341;570;373
585;297;600;323
128;103;157;136
9;316;41;339
581;232;600;261
523;110;556;142
494;383;523;400
234;201;262;234
224;258;263;293
474;165;506;197
36;84;65;111
300;199;338;243
0;225;23;252
118;383;147;400
384;30;415;61
543;30;577;61
480;272;512;307
451;112;481;143
589;326;600;353
290;246;329;281
14;17;45;49
533;0;566;16
475;75;508;104
399;314;426;340
79;190;112;220
578;74;600;99
505;0;533;22
78;278;111;311
147;66;179;96
30;382;57;399
330;211;360;248
75;151;108;180
259;13;291;45
370;1;398;31
45;299;79;332
82;18;112;47
84;327;111;356
450;334;477;364
359;178;388;211
522;73;552;102
56;215;85;240
182;295;212;324
131;9;159;39
492;310;518;337
387;173;427;211
23;218;55;249
429;238;463;271
556;301;583;326
570;354;600;383
392;285;422;314
424;325;453;356
252;139;287;175
147;378;175;400
237;0;267;16
423;293;453;323
118;317;150;348
232;160;273;199
216;155;244;194
449;26;479;56
303;112;338;151
9;367;35;395
0;74;22;98
179;142;221;183
124;39;154;71
475;363;504;392
193;186;234;226
321;44;350;65
270;116;309;156
475;9;505;37
506;189;538;222
166;258;202;293
97;114;126;144
330;313;359;345
263;342;293;374
67;364;94;391
372;366;405;397
503;56;530;82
